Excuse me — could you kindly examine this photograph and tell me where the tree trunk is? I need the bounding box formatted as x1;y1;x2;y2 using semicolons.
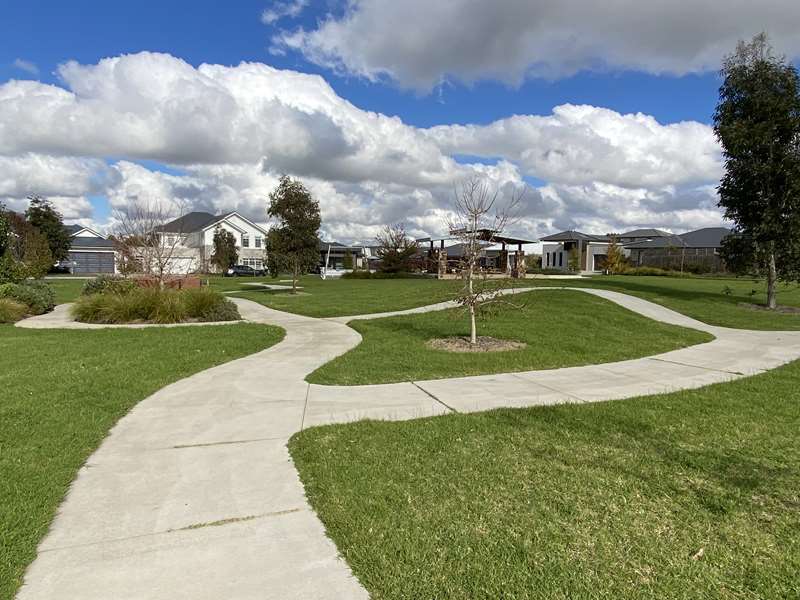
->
767;251;777;310
468;260;477;344
469;303;477;345
292;262;298;294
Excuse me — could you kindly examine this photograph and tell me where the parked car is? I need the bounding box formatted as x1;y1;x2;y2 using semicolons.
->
224;264;264;277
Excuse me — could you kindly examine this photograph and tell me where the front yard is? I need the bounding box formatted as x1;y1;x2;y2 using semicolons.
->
292;358;800;599
0;322;283;600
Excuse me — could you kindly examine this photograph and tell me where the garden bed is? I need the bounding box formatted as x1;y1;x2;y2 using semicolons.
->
0;281;56;323
72;277;241;324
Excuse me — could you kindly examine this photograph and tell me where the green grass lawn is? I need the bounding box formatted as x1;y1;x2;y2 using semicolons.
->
216;275;461;318
0;323;284;600
219;273;800;330
531;275;800;330
307;290;712;385
43;277;87;304
291;359;800;599
45;273;800;330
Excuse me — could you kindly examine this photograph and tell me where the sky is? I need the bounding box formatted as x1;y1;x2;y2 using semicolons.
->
2;0;800;243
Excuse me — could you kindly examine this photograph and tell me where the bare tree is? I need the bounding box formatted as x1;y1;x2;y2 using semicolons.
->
446;177;524;345
112;198;192;287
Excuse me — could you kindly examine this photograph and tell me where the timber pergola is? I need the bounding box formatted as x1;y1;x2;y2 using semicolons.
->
419;229;537;277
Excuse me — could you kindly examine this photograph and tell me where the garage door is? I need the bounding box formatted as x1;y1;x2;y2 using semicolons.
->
70;251;115;274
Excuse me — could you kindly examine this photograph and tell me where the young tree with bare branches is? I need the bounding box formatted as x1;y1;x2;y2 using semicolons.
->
112;198;192;286
447;177;524;345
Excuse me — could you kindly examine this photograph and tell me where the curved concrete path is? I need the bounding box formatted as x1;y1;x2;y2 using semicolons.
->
16;289;800;599
16;302;246;329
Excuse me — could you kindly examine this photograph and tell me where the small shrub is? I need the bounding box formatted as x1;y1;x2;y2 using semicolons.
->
0;298;27;323
619;266;671;277
198;299;241;322
0;281;56;315
0;252;28;284
81;275;137;296
526;268;567;275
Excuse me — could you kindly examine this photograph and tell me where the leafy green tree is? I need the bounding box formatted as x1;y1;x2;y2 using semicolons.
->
3;211;52;281
266;175;321;292
25;195;71;262
713;33;800;309
210;227;238;272
376;224;418;273
0;205;9;256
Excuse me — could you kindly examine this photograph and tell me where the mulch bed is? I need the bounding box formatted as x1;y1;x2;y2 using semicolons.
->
426;336;527;353
739;302;800;314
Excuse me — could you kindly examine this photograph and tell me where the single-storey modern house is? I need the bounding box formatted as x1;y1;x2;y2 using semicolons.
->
540;230;613;273
541;227;731;273
63;225;116;274
155;211;270;273
624;227;732;271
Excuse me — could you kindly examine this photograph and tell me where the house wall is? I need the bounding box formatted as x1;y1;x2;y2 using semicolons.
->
74;229;101;238
542;243;567;270
200;215;267;272
585;243;614;272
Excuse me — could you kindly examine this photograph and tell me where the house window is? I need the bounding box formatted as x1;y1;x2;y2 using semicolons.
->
242;235;249;248
242;258;263;269
166;235;175;246
559;252;563;267
255;235;262;249
546;252;550;267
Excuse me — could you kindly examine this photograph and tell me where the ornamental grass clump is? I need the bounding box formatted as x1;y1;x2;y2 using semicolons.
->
71;287;240;324
0;298;27;323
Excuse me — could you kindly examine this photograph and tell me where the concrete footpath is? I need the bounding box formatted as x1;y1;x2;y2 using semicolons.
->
15;289;800;599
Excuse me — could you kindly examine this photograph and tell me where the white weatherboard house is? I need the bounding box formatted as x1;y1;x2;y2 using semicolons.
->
156;211;269;274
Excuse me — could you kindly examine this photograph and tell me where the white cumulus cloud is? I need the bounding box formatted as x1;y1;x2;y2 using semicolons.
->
0;51;727;240
271;0;800;90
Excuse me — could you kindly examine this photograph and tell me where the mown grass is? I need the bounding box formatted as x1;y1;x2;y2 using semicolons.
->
0;323;284;600
291;358;800;599
307;290;712;385
221;273;800;330
43;278;86;304
217;275;462;318
530;275;800;331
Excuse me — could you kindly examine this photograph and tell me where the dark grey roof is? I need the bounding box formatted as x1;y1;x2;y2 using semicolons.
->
624;227;731;249
319;240;346;250
623;235;684;249
679;227;732;248
70;237;114;250
540;230;608;242
157;211;228;233
618;228;672;239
